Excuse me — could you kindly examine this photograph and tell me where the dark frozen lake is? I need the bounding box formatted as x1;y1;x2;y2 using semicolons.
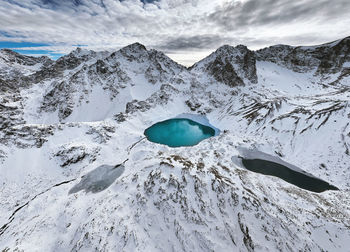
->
241;158;339;193
144;118;216;147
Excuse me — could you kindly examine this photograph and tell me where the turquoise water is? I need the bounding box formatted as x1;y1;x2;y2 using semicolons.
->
144;118;215;147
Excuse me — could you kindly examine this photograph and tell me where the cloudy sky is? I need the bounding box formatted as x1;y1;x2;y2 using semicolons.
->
0;0;349;65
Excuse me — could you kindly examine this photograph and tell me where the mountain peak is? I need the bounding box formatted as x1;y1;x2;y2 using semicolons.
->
0;48;53;67
65;47;95;58
113;42;149;61
213;44;251;57
121;42;147;52
0;48;21;57
1;48;14;53
191;43;257;85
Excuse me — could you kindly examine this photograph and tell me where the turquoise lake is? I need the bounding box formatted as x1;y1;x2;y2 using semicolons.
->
144;118;216;147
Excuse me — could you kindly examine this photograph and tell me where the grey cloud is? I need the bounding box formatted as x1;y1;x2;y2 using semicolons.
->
39;0;83;8
155;35;232;51
0;0;161;44
154;34;283;53
208;0;350;31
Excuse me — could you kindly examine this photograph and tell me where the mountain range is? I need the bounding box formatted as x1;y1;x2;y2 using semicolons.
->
0;37;349;251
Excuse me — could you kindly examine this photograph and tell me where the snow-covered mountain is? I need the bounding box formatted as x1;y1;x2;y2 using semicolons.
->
0;37;349;251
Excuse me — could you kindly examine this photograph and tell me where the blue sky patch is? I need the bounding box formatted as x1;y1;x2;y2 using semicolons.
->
0;41;62;59
0;41;49;48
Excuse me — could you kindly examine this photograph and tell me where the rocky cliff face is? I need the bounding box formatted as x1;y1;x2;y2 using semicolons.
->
0;49;52;69
191;44;258;86
36;43;184;122
0;49;53;92
256;36;350;83
0;38;349;251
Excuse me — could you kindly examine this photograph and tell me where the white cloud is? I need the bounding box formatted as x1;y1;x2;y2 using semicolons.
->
0;0;349;65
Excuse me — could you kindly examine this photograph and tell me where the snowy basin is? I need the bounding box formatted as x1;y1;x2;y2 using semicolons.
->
144;118;216;147
234;148;338;193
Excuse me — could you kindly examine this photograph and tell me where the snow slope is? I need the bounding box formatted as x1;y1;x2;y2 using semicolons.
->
0;38;350;251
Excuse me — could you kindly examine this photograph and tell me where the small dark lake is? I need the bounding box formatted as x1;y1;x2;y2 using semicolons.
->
144;118;216;147
241;158;339;193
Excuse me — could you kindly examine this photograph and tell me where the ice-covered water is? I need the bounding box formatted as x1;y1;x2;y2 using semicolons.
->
241;158;338;193
69;164;125;194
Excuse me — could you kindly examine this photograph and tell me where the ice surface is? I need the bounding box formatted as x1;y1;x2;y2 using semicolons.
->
234;148;339;192
174;113;221;136
69;164;125;194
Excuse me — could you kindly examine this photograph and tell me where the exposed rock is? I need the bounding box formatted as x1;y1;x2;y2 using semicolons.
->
256;36;350;78
54;145;100;167
191;44;258;86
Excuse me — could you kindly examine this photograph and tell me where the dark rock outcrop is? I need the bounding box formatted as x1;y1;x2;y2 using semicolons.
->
256;36;350;78
191;44;258;86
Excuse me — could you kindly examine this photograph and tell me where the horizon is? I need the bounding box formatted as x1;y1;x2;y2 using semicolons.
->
1;35;348;67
